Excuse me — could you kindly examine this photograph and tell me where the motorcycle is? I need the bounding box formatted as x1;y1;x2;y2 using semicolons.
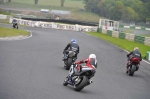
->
127;57;140;76
13;22;18;29
63;50;76;70
63;64;95;91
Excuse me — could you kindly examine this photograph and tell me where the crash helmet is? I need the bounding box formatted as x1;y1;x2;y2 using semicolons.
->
89;54;97;68
71;39;77;43
134;47;139;51
89;54;96;59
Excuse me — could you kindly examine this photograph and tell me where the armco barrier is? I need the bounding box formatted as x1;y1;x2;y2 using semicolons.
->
11;18;98;32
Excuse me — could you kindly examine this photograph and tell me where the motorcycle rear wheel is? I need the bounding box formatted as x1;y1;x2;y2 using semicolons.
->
66;58;72;70
129;65;136;76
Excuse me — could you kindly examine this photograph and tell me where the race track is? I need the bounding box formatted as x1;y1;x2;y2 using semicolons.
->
0;24;150;99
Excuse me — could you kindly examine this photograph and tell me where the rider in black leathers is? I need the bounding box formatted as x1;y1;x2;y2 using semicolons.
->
63;39;79;61
12;19;18;29
126;47;142;73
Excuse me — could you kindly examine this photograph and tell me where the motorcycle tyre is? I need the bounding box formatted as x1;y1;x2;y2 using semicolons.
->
129;65;136;76
74;76;88;91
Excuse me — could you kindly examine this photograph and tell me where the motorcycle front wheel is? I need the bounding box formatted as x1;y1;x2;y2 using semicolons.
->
63;77;68;86
74;76;88;91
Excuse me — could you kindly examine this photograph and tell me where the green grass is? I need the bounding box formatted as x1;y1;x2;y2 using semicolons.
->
87;32;150;59
0;18;9;24
138;34;150;37
2;2;76;11
0;10;11;15
0;9;11;23
71;11;100;22
0;26;29;37
11;0;84;9
1;2;100;23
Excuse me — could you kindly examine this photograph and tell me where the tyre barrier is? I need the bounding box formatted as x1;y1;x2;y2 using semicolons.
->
97;28;150;46
10;18;98;32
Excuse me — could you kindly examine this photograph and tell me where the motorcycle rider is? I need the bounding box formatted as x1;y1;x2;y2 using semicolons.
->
67;54;97;84
126;47;142;73
63;39;79;61
12;19;18;29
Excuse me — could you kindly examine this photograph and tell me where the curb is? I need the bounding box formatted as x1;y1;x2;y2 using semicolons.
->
81;32;150;65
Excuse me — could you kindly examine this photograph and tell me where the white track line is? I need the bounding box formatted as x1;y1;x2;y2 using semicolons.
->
81;32;150;65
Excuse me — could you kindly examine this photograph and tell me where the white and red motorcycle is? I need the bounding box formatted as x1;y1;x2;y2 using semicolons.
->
63;63;96;91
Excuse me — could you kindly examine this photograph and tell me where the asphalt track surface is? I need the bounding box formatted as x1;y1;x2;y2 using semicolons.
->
134;30;150;35
0;24;150;99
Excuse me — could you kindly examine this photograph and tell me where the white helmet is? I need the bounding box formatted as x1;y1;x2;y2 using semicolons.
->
89;54;96;59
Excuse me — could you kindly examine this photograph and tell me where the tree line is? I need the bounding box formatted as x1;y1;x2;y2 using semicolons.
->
84;0;150;23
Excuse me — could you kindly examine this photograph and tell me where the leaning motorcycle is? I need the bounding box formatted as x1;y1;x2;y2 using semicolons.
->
63;64;96;91
63;50;76;70
13;22;18;29
127;57;140;76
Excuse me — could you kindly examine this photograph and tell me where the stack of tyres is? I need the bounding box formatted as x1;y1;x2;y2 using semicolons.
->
134;35;145;44
119;32;126;39
107;30;112;36
97;28;102;33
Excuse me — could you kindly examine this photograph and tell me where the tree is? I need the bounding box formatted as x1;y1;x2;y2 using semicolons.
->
8;0;11;2
121;7;139;22
83;0;150;23
110;1;124;20
34;0;38;5
140;0;149;3
61;0;65;7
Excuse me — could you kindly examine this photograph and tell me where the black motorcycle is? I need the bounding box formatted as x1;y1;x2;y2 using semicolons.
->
63;64;96;91
63;50;76;70
12;22;18;29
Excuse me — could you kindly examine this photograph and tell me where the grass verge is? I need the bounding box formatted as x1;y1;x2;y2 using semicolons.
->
86;32;150;59
0;26;29;37
1;2;100;23
11;0;84;9
0;19;10;24
138;34;150;37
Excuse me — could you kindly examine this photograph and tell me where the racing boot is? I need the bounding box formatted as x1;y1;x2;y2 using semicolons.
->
67;76;73;85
